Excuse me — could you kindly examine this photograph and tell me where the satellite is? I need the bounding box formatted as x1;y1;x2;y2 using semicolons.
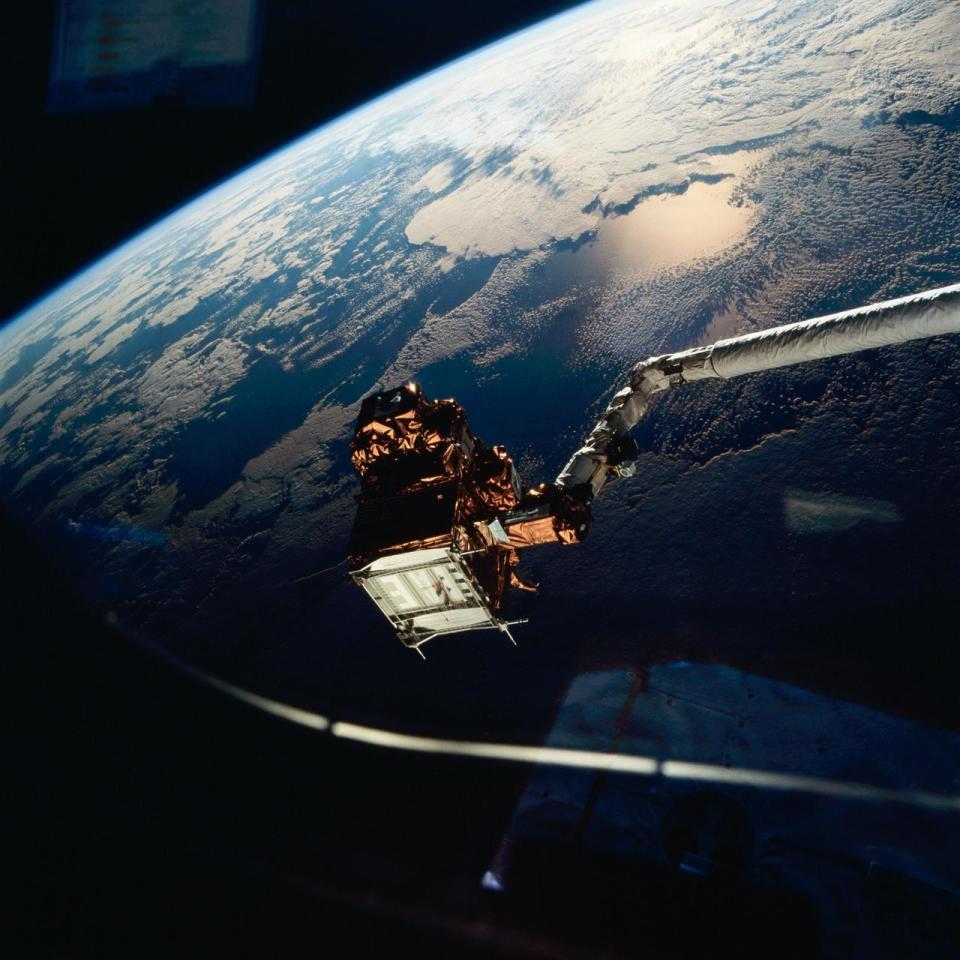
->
347;284;960;655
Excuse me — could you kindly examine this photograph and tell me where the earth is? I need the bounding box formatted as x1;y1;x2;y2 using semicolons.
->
2;0;960;934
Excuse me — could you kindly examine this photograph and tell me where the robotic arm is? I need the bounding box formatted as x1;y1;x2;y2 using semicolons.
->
556;284;960;499
347;282;960;649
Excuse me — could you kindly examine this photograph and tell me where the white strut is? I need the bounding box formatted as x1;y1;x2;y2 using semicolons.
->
556;283;960;497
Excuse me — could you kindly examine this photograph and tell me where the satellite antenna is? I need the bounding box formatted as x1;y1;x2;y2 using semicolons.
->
346;284;960;655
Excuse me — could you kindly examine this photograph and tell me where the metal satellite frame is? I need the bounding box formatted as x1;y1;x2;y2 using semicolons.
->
345;284;960;654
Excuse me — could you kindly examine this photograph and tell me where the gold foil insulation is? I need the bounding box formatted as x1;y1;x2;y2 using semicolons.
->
348;383;588;614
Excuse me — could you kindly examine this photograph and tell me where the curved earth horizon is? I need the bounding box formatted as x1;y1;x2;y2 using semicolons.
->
1;0;959;844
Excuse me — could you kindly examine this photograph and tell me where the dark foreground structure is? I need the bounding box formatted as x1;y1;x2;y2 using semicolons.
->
16;502;960;958
13;506;828;959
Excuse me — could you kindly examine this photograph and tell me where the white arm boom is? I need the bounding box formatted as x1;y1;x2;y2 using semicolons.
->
556;283;960;496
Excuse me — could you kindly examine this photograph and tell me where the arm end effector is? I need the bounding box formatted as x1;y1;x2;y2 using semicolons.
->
554;346;713;498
